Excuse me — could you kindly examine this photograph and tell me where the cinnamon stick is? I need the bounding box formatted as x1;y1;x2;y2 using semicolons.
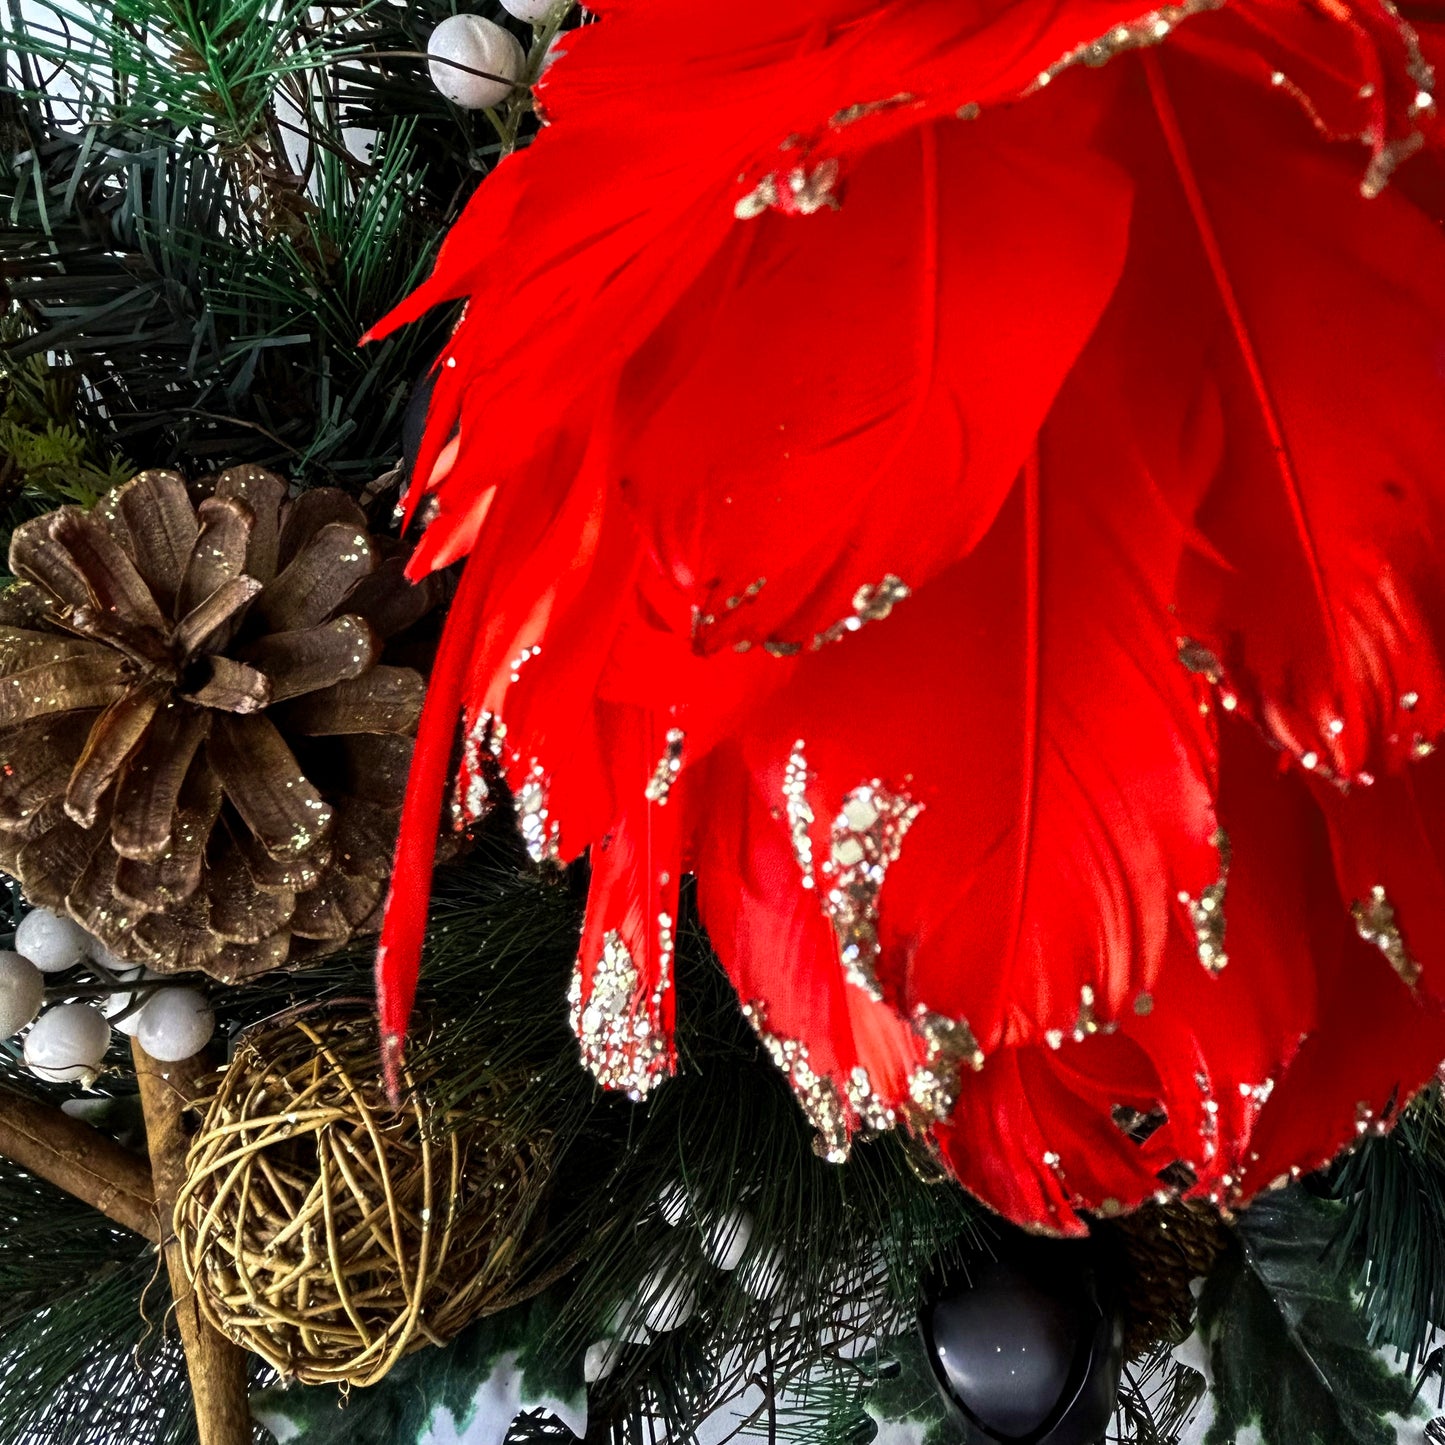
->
131;1040;251;1445
0;1086;157;1241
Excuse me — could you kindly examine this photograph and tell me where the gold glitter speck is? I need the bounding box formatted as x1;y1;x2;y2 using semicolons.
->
1180;830;1231;975
906;1006;984;1126
1177;638;1223;682
516;764;560;864
1353;885;1420;987
569;929;670;1099
845;1065;896;1131
741;1001;852;1162
783;743;816;889
734;160;841;221
456;710;506;828
1033;0;1223;89
830;92;915;128
812;574;910;650
644;728;686;804
821;781;922;999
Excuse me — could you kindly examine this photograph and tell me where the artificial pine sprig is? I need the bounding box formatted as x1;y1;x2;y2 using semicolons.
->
1;2;547;487
0;309;133;548
1329;1086;1445;1386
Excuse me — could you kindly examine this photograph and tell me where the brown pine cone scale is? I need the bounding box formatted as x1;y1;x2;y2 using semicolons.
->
0;467;440;981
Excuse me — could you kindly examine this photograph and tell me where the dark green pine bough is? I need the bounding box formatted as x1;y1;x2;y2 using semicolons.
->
3;5;1445;1444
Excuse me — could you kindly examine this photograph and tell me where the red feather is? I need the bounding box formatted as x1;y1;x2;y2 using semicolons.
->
372;0;1445;1228
1148;45;1445;781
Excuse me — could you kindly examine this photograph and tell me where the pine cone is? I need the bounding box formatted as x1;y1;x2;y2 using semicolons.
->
0;467;442;981
1113;1199;1231;1354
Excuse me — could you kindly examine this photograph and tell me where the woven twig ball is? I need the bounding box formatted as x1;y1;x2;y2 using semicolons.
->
175;1012;553;1386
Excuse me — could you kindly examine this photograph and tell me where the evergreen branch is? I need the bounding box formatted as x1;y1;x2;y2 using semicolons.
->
1;1;544;489
1108;1342;1206;1445
0;1158;148;1326
1329;1087;1445;1380
0;1257;197;1445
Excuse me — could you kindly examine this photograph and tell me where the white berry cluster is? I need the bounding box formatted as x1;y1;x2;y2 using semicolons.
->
1;906;215;1087
426;1;568;110
584;1187;788;1384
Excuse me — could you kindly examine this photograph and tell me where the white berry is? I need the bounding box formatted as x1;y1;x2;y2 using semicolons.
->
0;952;44;1038
606;1301;652;1344
103;967;158;1038
427;15;525;109
15;908;90;973
583;1338;625;1383
702;1208;754;1271
641;1269;697;1333
24;1003;111;1084
86;935;138;976
136;988;215;1062
499;0;557;21
736;1244;786;1301
657;1181;688;1227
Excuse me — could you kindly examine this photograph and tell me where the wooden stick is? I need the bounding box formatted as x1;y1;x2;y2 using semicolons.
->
0;1086;158;1241
132;1040;252;1445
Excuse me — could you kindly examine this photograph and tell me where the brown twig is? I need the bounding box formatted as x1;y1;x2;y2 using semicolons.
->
132;1040;251;1445
0;1085;158;1241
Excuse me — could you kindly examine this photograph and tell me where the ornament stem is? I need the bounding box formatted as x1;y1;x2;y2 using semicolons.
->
0;1085;158;1241
131;1039;251;1445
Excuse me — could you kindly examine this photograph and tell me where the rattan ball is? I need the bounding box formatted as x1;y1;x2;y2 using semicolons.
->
175;1011;553;1386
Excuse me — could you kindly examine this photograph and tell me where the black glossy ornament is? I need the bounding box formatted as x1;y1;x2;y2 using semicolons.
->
919;1233;1125;1445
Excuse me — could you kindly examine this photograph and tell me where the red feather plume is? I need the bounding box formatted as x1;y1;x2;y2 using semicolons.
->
371;0;1445;1229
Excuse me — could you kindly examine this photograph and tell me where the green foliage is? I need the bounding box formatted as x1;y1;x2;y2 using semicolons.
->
0;1161;276;1445
0;1157;147;1328
251;1289;586;1444
218;826;987;1443
0;1157;195;1445
1109;1344;1209;1445
0;308;134;549
0;1;563;487
860;1330;955;1445
1194;1189;1426;1445
1329;1088;1445;1380
0;1256;199;1445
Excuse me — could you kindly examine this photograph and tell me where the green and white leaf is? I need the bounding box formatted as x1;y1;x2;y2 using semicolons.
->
860;1331;959;1445
251;1293;586;1445
1176;1189;1435;1445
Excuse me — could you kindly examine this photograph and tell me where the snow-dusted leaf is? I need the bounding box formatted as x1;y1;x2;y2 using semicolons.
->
1179;1189;1432;1445
861;1331;956;1445
251;1293;585;1445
